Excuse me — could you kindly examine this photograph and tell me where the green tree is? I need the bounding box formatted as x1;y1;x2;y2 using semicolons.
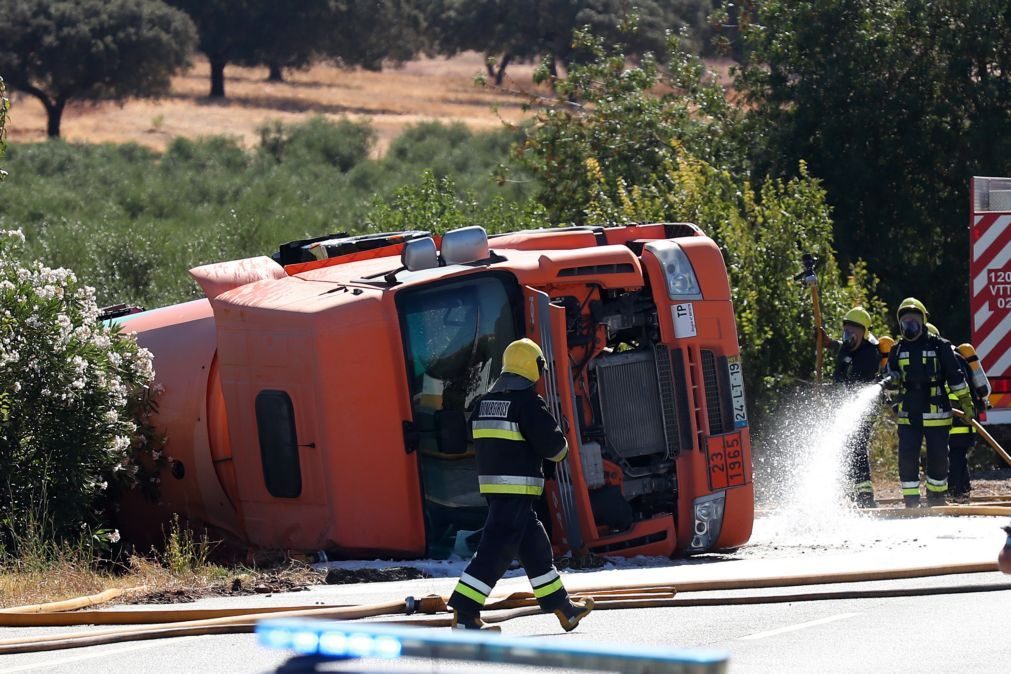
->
429;1;709;85
513;29;883;415
0;0;196;138
169;0;424;96
728;0;1011;339
513;28;744;225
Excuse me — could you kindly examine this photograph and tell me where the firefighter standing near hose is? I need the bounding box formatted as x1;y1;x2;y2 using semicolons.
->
819;307;880;507
924;323;982;503
883;299;974;507
448;338;594;631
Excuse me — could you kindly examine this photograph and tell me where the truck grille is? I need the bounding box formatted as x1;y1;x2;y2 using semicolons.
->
654;345;681;457
701;349;725;435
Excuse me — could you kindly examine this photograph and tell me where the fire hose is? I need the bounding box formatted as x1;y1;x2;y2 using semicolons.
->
2;560;1009;655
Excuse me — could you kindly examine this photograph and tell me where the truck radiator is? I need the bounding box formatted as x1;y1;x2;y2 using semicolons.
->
593;348;680;459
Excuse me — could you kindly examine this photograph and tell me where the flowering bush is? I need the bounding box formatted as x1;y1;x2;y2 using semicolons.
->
0;228;158;554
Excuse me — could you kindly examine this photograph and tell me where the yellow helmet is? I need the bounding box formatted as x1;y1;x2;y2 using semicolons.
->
926;322;939;337
502;338;545;382
842;307;871;331
896;297;928;321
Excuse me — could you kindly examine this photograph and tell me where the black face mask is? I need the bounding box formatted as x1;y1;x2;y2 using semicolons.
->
900;318;922;341
842;327;859;350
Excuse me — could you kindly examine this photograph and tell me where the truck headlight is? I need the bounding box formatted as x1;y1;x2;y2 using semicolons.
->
689;491;725;552
645;241;703;300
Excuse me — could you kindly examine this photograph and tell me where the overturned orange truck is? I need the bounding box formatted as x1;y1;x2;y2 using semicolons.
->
115;224;754;558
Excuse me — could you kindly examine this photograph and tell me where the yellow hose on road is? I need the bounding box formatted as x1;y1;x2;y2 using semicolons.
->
0;588;127;614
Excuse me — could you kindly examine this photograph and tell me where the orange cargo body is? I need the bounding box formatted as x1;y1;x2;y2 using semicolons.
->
115;224;753;559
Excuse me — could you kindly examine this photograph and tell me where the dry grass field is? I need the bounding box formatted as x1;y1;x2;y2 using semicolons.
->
4;52;541;154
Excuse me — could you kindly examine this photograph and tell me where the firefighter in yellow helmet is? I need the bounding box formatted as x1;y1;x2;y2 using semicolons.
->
829;307;879;507
448;338;593;631
883;299;973;507
925;324;987;502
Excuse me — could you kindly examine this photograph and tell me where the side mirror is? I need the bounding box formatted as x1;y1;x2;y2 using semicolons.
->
435;410;469;455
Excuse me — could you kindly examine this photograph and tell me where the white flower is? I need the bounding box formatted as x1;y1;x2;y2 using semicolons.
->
2;229;25;245
108;529;120;543
12;382;20;393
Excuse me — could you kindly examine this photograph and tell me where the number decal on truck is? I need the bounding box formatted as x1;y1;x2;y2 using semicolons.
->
728;355;748;428
707;434;747;490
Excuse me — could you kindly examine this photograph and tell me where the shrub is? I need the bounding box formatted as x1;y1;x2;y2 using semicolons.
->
258;115;375;171
0;229;158;555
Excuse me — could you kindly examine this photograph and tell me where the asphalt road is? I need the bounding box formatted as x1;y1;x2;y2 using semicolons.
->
3;572;1010;674
3;513;1009;674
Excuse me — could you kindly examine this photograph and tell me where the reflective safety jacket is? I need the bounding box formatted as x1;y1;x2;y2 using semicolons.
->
833;334;880;384
948;351;978;435
470;378;568;497
886;334;969;427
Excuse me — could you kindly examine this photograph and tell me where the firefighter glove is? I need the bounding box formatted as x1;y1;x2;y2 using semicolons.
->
959;393;975;422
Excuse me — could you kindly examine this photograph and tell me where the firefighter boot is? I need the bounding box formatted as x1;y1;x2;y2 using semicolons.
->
451;609;500;632
903;495;922;509
855;492;877;509
926;491;947;507
554;596;595;632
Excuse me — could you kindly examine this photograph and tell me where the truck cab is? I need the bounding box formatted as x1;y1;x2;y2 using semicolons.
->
117;223;753;558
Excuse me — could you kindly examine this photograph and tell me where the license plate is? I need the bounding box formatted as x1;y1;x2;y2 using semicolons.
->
728;356;748;428
707;434;747;489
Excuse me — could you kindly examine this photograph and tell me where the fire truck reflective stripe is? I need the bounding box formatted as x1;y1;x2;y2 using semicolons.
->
529;570;560;588
473;428;526;442
453;582;488;606
901;481;920;489
987;345;1011;378
973;215;1011;262
532;578;565;598
974;303;992;331
902;486;921;496
459;573;492;596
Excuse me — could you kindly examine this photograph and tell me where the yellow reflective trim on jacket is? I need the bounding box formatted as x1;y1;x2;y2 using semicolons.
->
479;483;544;495
949;424;974;434
473;428;526;442
478;475;545;496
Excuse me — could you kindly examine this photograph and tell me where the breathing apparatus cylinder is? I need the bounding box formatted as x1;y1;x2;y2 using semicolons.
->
878;335;895;372
957;343;992;399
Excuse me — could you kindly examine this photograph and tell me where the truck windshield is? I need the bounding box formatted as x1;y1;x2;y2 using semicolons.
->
398;273;521;557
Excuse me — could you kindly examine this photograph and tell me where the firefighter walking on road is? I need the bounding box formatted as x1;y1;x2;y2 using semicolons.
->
884;299;974;508
823;307;880;507
448;338;594;631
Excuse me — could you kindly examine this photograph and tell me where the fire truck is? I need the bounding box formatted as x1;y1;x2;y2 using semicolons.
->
115;223;753;558
970;178;1011;424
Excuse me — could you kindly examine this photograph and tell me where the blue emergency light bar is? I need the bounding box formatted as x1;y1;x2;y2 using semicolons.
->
256;618;728;674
